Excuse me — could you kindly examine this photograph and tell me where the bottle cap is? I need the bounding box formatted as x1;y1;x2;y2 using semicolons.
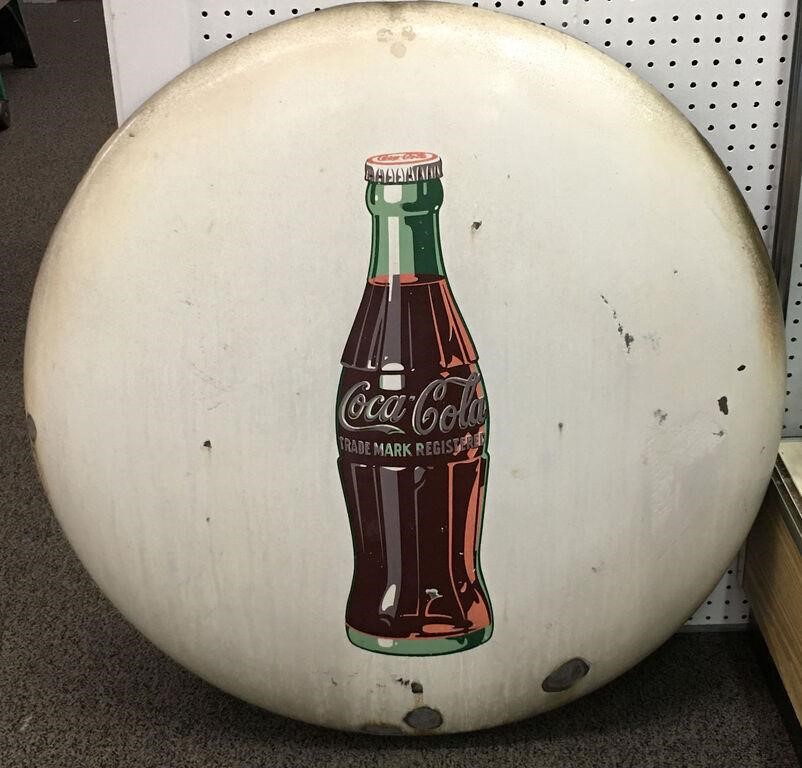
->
365;152;442;184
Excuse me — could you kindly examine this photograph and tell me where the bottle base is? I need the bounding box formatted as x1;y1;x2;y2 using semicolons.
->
346;624;493;656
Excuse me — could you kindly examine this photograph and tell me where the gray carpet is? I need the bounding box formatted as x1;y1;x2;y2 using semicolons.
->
0;3;799;766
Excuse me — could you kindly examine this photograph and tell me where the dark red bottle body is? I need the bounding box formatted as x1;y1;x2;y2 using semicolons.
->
336;168;492;656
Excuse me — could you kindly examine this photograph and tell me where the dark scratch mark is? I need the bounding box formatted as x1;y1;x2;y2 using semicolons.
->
737;364;746;372
471;220;482;230
558;422;564;432
411;681;423;694
714;430;725;437
203;440;212;449
718;396;729;415
600;294;618;319
654;409;668;424
601;295;634;353
624;333;634;352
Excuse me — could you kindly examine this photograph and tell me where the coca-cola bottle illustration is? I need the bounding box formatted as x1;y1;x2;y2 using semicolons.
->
336;152;492;656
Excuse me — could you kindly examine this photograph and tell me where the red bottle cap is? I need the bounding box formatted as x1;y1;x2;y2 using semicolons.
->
365;152;443;184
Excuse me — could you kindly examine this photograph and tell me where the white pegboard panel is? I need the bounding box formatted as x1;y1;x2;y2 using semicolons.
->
190;1;797;629
104;1;798;629
193;0;797;252
784;229;802;436
191;0;793;630
684;553;752;629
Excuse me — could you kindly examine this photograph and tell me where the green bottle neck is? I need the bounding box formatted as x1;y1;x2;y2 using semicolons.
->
365;179;446;281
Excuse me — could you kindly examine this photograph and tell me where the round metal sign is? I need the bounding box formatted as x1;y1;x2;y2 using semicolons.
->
25;2;784;734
